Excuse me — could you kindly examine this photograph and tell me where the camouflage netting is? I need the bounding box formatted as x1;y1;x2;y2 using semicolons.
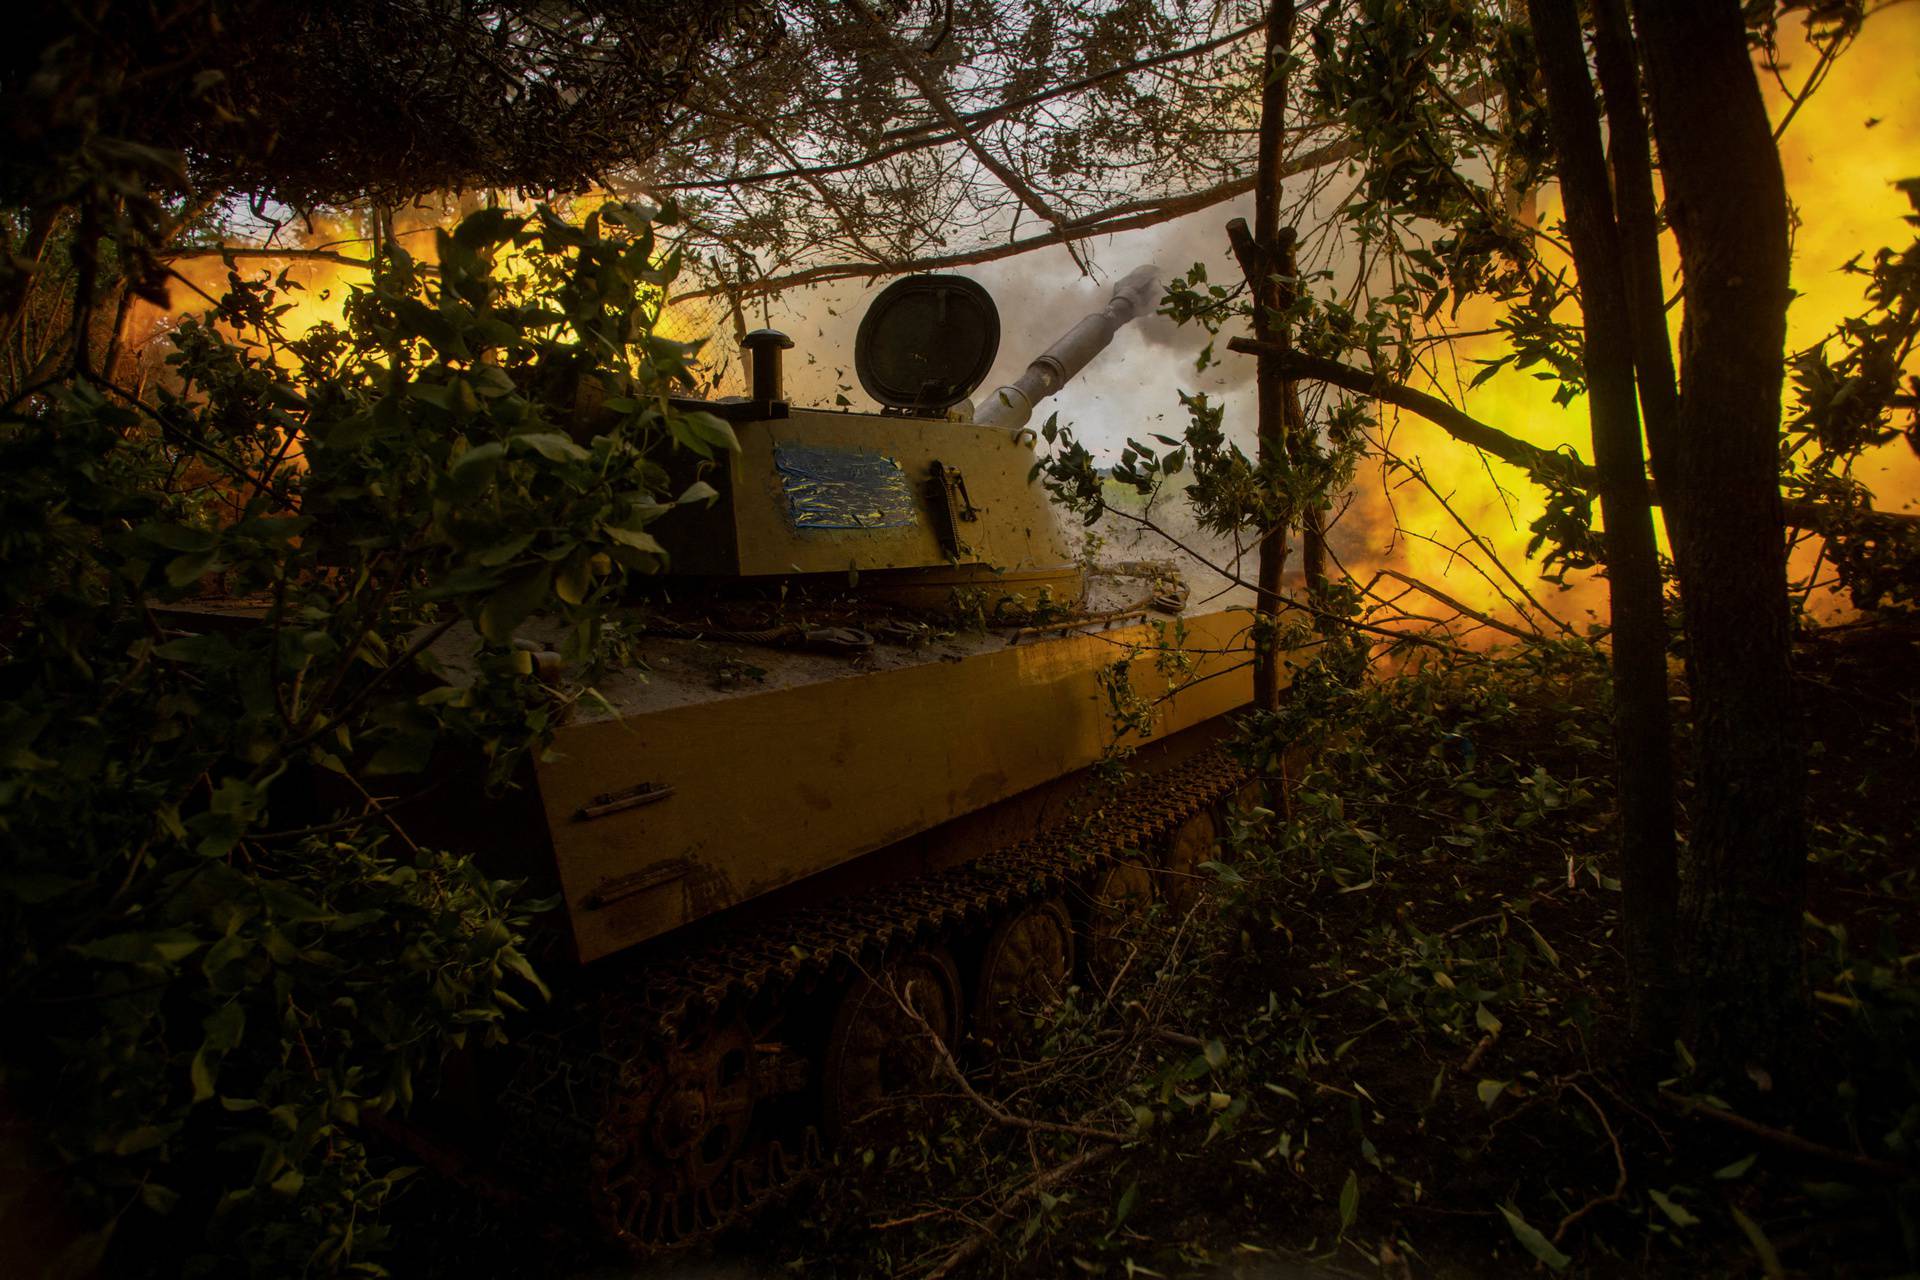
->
4;0;1283;310
3;0;777;211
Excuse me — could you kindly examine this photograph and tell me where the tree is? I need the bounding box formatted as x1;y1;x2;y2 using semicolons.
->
647;0;1284;300
1524;0;1679;1061
3;1;765;207
70;3;1317;309
1300;0;1843;1082
1238;0;1306;714
1037;0;1917;1093
1625;0;1806;1079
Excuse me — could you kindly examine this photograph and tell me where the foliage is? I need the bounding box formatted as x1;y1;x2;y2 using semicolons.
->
0;202;721;1273
0;0;1326;303
1233;583;1374;768
2;1;766;209
1210;633;1920;1276
774;832;1270;1279
647;0;1290;297
1782;178;1920;611
1082;2;1916;629
1027;0;1609;640
758;634;1918;1277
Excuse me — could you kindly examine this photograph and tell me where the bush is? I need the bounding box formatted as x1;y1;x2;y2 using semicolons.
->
0;203;724;1274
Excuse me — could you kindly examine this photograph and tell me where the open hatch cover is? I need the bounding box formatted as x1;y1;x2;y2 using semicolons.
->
854;274;999;414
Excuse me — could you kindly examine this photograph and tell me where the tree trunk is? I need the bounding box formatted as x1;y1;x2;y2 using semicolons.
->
1589;0;1679;488
1526;0;1678;1062
1248;0;1299;712
1631;0;1807;1087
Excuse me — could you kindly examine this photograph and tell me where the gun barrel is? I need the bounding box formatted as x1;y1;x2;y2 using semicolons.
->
974;264;1160;431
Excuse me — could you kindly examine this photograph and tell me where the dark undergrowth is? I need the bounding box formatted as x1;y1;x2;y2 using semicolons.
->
399;621;1919;1278
769;621;1920;1279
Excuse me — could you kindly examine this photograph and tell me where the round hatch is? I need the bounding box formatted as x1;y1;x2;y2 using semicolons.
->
854;274;999;413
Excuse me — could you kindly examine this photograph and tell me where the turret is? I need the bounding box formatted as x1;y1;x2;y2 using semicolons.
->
972;264;1161;431
650;269;1161;611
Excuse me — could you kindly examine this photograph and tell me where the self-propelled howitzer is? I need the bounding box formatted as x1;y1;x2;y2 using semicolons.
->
301;271;1274;1253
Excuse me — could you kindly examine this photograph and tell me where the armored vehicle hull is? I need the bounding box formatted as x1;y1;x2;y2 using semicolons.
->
531;589;1252;964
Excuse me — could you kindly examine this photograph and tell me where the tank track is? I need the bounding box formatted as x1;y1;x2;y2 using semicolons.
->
497;745;1251;1257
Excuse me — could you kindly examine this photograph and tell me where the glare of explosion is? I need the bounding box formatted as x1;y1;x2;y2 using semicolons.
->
1366;10;1920;633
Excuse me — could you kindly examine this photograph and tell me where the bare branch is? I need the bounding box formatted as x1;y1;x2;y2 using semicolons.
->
658;23;1267;193
1226;339;1589;481
847;0;1069;240
1554;1081;1629;1245
1660;1089;1912;1182
669;131;1368;302
1227;339;1920;531
1376;569;1542;644
924;1145;1120;1280
161;246;379;271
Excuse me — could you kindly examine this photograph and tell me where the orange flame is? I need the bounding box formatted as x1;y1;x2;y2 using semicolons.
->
1345;8;1920;634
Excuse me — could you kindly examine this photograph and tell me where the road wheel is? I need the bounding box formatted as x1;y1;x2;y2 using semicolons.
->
821;947;961;1140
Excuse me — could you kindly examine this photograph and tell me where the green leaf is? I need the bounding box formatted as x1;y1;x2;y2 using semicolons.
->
408;382;454;411
1713;1153;1758;1181
138;522;218;552
73;930;202;966
680;411;739;453
1113;1179;1139;1228
1337;1170;1359;1233
323;410;378;448
676;479;719;505
1521;917;1561;969
1499;1203;1570;1270
207;775;264;818
470;362;517;397
201;929;253;981
554;555;593;606
1476;1079;1508;1108
1648;1187;1699;1228
474;532;536;567
603;525;665;555
190;1002;246;1103
478;565;553;643
447;439;505;479
510;431;589;463
164;548;227;588
453;205;522;251
259;885;329;923
0;870;83;904
1475;1003;1502;1035
1730;1206;1784;1279
138;1182;180;1215
499;949;551;1001
113;1124;176;1156
366;731;436;777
